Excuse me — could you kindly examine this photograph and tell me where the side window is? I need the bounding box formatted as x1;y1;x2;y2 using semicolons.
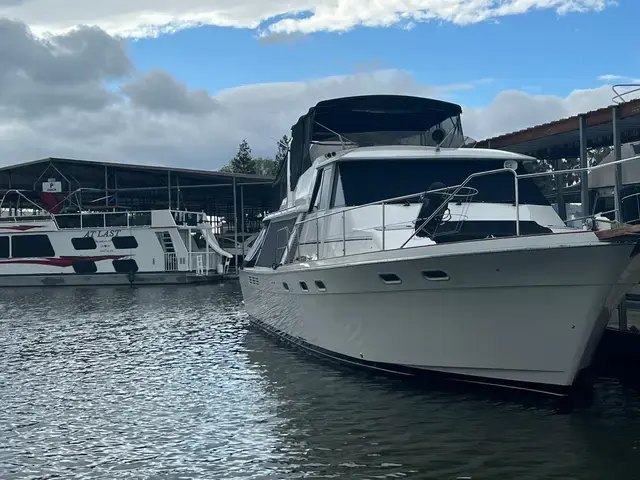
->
11;235;55;258
310;166;334;212
332;166;345;208
0;236;8;259
310;169;325;212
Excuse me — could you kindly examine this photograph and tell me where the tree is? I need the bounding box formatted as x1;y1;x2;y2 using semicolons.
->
253;157;280;176
275;134;289;168
229;139;256;174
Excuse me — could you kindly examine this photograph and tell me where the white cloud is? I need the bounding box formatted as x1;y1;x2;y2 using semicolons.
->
0;18;623;170
597;74;625;82
0;0;614;39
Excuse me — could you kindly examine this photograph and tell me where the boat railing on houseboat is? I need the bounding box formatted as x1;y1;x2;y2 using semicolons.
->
279;153;640;264
612;83;640;104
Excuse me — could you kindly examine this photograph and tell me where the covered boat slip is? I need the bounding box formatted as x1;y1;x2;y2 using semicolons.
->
0;157;280;275
476;88;640;370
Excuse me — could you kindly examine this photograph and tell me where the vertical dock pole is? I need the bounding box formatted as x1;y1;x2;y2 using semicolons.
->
240;185;245;260
554;159;567;221
233;176;238;274
613;105;628;331
579;114;589;218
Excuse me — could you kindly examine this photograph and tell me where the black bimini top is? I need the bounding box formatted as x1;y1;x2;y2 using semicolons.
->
274;95;463;196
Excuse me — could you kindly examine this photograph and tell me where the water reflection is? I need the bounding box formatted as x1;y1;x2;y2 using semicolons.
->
1;283;640;478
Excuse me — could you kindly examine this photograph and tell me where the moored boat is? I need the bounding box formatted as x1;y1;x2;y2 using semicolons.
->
238;94;640;396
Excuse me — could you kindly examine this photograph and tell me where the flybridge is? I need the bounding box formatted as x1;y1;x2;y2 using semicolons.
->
273;94;467;200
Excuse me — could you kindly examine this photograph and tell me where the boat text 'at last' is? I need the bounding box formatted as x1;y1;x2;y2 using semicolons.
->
83;230;122;238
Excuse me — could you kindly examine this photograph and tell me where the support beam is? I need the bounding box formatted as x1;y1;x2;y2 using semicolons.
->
579;115;589;217
104;165;109;207
233;176;238;274
176;176;181;210
554;159;566;221
612;105;628;331
613;105;623;223
240;185;245;259
167;170;172;210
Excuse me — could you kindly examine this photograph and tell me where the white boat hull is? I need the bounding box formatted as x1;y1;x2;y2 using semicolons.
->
240;235;640;395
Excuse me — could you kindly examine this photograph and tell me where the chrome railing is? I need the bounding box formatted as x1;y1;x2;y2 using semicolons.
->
277;153;640;264
613;84;640;104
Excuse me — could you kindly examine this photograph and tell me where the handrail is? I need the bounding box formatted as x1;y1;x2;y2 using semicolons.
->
613;84;640;104
402;167;519;248
0;189;54;217
518;153;640;180
274;148;640;264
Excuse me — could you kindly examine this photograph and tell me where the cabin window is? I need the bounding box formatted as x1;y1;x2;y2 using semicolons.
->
72;260;98;274
0;236;9;259
255;217;297;268
72;237;97;250
11;235;55;258
333;159;550;207
112;236;138;249
243;225;268;268
113;259;139;273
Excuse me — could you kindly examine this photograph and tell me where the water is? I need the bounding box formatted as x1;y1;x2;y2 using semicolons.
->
2;284;640;479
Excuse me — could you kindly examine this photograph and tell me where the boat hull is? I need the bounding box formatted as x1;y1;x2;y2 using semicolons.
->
0;271;225;287
240;237;640;395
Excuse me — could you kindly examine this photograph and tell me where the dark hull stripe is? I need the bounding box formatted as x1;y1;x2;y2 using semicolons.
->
248;317;576;397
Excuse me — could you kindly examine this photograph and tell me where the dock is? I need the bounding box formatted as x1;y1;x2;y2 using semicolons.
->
0;157;279;279
478;88;640;369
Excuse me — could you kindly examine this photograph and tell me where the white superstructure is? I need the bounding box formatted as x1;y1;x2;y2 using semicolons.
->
0;195;232;286
239;94;640;396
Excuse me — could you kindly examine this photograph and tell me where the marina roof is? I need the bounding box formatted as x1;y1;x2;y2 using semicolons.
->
475;98;640;160
0;157;278;231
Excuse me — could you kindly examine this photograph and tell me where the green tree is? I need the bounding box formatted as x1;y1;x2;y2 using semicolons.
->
275;134;289;168
229;139;256;174
253;157;279;176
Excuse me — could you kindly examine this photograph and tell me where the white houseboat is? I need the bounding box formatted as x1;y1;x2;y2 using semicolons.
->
0;189;232;286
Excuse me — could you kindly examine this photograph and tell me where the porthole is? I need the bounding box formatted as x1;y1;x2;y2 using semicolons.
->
300;281;309;292
283;282;289;291
379;273;401;285
315;280;326;291
422;270;450;281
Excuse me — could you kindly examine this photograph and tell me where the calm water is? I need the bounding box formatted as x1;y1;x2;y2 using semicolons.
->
2;284;640;479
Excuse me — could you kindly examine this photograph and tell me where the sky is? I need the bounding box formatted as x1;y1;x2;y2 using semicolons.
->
0;0;637;170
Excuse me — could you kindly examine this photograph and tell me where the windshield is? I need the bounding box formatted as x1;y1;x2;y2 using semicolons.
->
332;159;550;207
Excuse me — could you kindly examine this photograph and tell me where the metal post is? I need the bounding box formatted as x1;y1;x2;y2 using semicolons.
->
514;173;520;236
613;105;628;330
342;211;346;255
176;176;180;211
232;176;238;273
316;219;320;259
579;115;589;217
114;172;119;207
240;185;245;259
381;202;385;250
104;165;108;207
554;159;567;221
613;106;623;222
167;170;172;210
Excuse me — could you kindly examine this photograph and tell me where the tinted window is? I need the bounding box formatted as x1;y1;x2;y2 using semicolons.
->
255;217;297;268
334;159;550;207
72;237;97;250
0;236;8;259
112;236;138;249
113;259;139;273
72;260;98;274
11;235;55;258
243;226;268;268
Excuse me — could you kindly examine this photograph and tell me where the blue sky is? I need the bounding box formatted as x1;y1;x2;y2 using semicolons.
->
0;0;638;166
127;2;637;107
